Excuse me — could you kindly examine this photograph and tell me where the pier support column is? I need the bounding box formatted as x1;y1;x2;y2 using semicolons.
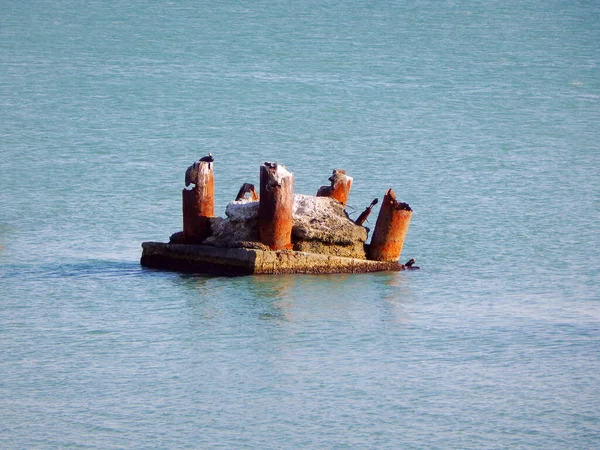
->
182;161;214;243
317;169;353;207
258;162;294;250
368;189;412;261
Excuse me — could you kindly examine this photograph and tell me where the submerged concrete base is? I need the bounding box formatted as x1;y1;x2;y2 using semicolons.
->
141;242;404;276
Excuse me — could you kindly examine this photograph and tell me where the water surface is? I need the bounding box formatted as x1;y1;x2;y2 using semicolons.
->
1;0;599;448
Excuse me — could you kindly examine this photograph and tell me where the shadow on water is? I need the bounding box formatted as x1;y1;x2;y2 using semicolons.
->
2;259;148;281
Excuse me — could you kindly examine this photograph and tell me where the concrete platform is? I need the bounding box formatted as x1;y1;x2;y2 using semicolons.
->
141;242;404;276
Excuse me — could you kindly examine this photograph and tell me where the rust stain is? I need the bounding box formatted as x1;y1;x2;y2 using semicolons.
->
258;163;294;250
368;188;412;261
182;161;214;243
316;169;353;207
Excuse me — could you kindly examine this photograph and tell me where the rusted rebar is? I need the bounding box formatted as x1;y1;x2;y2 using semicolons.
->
354;198;379;226
235;183;259;201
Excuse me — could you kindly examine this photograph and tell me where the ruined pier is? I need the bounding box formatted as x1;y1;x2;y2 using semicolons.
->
141;158;416;275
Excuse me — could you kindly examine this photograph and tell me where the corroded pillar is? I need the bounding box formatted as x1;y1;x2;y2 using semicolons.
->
368;189;412;261
182;160;214;243
258;162;294;250
317;169;353;207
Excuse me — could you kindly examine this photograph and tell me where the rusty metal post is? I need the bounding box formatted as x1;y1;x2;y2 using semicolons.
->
368;189;412;261
258;162;294;250
182;160;214;243
316;169;353;207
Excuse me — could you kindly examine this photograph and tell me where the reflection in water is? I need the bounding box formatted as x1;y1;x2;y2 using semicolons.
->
247;274;296;300
250;272;415;325
176;274;231;324
175;270;415;326
175;272;214;290
176;273;298;324
378;271;413;324
248;275;296;322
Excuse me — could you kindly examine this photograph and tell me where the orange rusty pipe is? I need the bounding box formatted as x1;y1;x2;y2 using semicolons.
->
258;162;294;250
367;189;412;261
182;160;214;243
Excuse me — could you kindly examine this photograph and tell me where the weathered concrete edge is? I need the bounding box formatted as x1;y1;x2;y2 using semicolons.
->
141;242;404;276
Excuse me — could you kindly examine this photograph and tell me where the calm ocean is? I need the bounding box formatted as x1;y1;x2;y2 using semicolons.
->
1;0;599;448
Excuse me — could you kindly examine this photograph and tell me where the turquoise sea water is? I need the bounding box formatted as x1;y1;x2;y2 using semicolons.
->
2;0;599;448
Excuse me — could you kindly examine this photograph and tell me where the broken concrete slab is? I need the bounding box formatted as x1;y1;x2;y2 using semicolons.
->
141;242;404;276
292;194;367;245
199;194;369;259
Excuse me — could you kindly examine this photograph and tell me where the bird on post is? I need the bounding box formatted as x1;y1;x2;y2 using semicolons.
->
185;154;214;187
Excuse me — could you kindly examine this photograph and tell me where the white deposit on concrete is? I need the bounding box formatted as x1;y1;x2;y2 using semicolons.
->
225;199;259;222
